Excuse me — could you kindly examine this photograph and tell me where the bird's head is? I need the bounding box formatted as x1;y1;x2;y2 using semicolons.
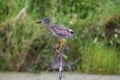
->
37;18;50;24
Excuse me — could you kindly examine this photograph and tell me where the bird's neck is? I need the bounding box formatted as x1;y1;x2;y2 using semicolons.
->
45;24;50;30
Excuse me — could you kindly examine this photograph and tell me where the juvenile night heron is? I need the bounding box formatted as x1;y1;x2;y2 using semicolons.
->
37;18;74;50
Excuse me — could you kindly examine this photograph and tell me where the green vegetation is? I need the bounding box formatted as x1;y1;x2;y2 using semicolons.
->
0;0;120;74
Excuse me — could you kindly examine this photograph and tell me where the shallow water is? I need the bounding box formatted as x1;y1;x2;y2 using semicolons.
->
0;72;119;80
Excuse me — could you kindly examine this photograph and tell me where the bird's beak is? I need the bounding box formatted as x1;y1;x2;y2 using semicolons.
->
36;20;42;24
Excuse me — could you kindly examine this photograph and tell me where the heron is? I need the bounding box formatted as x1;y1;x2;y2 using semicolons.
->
36;18;74;50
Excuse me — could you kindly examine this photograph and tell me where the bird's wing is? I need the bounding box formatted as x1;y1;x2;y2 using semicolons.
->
52;25;74;38
53;24;68;30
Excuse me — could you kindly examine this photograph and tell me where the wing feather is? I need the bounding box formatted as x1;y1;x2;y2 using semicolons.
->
52;25;74;38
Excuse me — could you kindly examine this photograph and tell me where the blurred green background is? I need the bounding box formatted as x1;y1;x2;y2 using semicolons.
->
0;0;120;74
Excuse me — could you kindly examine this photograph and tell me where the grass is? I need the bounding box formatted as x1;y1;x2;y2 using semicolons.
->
82;42;120;74
0;0;120;74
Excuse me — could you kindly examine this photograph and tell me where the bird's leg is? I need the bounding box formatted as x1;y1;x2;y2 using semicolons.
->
54;39;64;51
59;38;64;51
54;43;59;50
